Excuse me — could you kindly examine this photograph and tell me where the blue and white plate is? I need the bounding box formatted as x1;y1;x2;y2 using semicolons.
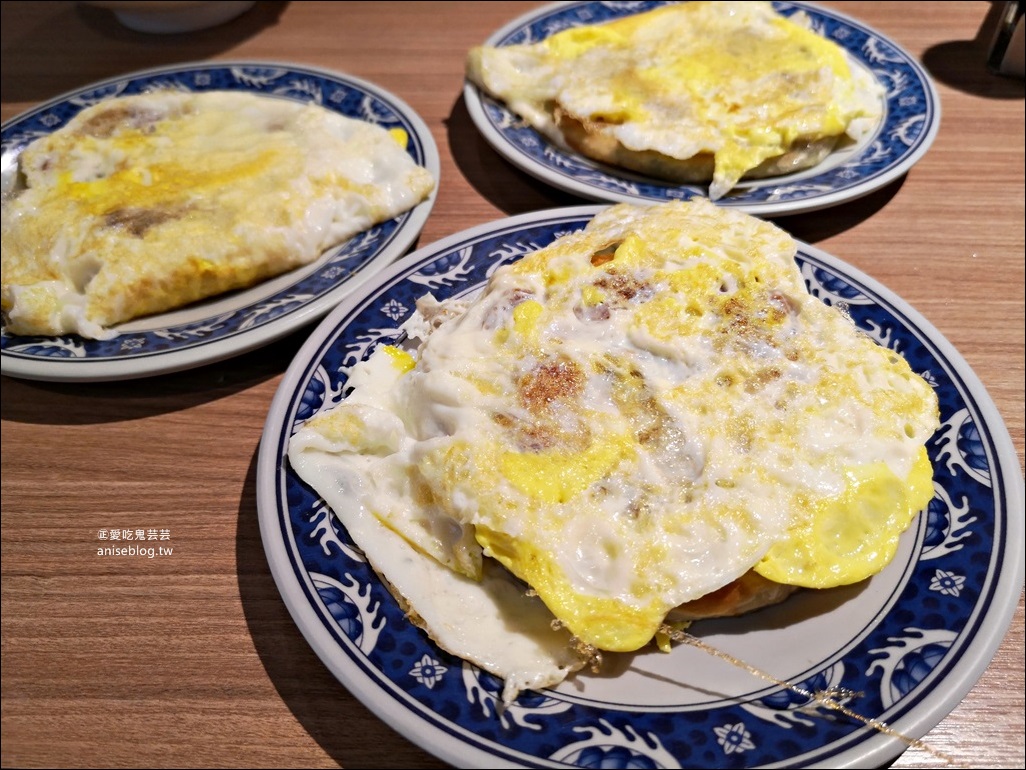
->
257;208;1023;769
0;61;439;382
463;1;940;216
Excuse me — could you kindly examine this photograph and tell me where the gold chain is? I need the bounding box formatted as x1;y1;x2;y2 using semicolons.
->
661;625;955;765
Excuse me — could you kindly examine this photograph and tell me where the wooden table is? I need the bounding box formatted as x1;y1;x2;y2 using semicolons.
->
2;2;1023;767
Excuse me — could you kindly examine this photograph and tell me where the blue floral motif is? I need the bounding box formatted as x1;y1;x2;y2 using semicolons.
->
6;340;82;358
409;654;448;689
380;299;409;322
714;722;756;755
295;374;327;422
758;670;832;710
118;336;147;351
566;746;660;769
935;408;992;487
922;496;951;551
958;419;988;475
810;266;866;301
318;584;363;642
548;719;677;767
890;643;950;698
419;250;473;277
929;569;966;597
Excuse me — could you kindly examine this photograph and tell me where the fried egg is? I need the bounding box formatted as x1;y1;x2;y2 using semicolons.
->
288;199;939;702
466;1;883;199
1;90;435;339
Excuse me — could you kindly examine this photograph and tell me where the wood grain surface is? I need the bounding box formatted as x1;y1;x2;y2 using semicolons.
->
2;2;1023;768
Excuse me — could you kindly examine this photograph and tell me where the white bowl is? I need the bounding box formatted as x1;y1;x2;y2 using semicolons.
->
83;1;256;34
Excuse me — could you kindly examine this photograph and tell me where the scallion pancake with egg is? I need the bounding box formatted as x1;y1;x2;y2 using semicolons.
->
466;0;883;200
288;199;939;703
1;90;435;339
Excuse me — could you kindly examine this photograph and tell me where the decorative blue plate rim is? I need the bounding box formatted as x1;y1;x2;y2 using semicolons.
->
0;60;440;383
462;1;941;217
256;207;1023;769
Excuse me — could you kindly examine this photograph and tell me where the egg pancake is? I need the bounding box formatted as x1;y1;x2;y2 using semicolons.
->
466;1;883;199
1;90;435;339
288;199;939;700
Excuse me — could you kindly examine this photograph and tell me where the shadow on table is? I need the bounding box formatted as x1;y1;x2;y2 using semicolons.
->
921;1;1025;99
771;176;904;244
0;323;309;426
234;447;449;769
445;92;591;217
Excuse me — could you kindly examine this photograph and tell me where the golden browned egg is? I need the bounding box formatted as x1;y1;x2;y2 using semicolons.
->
287;200;940;703
466;1;883;199
1;90;435;339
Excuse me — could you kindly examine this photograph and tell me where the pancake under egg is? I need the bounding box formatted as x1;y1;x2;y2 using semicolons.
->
1;90;435;339
288;199;939;702
466;0;883;200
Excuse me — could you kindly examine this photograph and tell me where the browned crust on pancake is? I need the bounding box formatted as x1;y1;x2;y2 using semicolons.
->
553;104;839;186
666;570;800;621
554;105;715;183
